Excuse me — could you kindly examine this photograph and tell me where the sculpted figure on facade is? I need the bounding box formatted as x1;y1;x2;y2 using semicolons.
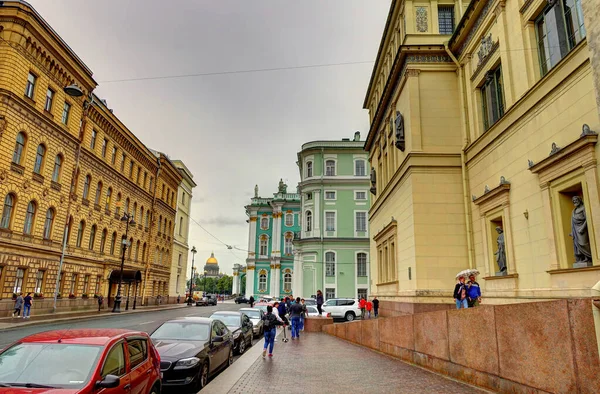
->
495;226;507;273
370;167;377;195
254;184;259;198
570;196;592;266
394;111;405;151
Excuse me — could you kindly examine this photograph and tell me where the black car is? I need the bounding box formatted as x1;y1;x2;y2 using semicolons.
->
196;294;217;306
235;296;249;304
209;311;253;355
150;317;234;392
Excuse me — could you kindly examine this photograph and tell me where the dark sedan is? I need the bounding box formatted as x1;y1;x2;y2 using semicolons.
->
150;317;233;392
234;296;249;304
209;311;253;355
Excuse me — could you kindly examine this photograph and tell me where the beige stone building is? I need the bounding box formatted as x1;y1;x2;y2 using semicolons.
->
365;0;599;304
0;1;182;314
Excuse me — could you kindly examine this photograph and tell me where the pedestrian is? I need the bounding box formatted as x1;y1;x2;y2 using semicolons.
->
372;296;379;318
285;296;291;311
23;292;33;319
366;300;373;319
97;294;104;311
467;274;481;307
316;290;324;316
299;298;307;331
262;305;283;358
249;295;255;308
453;277;469;309
276;300;289;326
289;297;303;340
12;293;23;318
177;294;181;304
359;297;367;319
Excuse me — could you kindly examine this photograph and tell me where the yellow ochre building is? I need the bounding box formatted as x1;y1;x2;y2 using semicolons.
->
365;0;600;306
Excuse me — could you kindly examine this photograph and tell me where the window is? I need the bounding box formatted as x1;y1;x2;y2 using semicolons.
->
121;154;126;172
536;1;586;76
260;217;269;230
135;241;140;260
95;276;101;294
25;72;36;98
33;144;46;174
181;192;185;205
481;65;505;130
125;198;130;214
44;88;54;111
95;182;102;205
305;211;312;232
258;271;267;292
142;243;147;261
158;215;162;233
325;191;336;200
149;177;154;191
52;155;62;182
145;211;150;229
110;232;116;254
355;191;367;200
284;272;292;292
306;193;312;201
285;213;294;226
178;253;182;267
325;288;335;300
23;201;36;235
14;268;25;293
89;225;97;250
325;160;336;176
284;233;293;255
59;271;65;293
438;6;455;34
179;217;183;235
13;132;26;165
102;343;126;377
35;270;44;293
83;175;91;200
115;193;121;215
325;212;336;231
76;220;85;247
102;138;108;157
358;288;368;300
61;102;71;124
357;253;367;277
306;161;313;178
136;167;141;184
43;208;54;239
127;339;148;369
325;252;335;276
90;130;97;150
132;202;137;221
100;229;107;253
259;235;268;256
105;188;112;211
111;146;117;164
356;212;367;232
129;161;134;178
355;160;366;176
1;194;15;229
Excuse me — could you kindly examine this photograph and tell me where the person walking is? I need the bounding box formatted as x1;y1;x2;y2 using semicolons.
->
453;277;469;309
467;274;481;307
177;294;181;304
316;290;324;316
249;295;255;308
359;297;367;319
262;305;283;358
366;299;373;319
299;298;307;331
97;294;104;312
23;292;33;319
12;293;23;318
289;297;303;340
372;296;379;318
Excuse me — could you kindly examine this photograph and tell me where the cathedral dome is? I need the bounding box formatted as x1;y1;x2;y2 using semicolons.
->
206;252;218;265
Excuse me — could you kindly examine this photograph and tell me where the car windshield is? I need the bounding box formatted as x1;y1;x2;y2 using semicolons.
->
255;305;268;314
243;310;262;319
307;306;318;313
0;343;101;388
211;314;240;327
151;322;209;341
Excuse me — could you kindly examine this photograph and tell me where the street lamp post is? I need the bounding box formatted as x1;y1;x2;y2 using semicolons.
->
187;246;197;305
112;213;136;313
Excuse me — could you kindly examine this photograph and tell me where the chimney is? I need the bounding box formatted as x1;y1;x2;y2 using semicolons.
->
354;131;361;141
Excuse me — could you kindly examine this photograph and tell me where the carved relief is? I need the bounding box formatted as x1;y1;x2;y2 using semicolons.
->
416;7;428;32
477;34;494;66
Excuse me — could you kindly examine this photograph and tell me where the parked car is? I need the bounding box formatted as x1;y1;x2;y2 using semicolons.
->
234;296;249;304
195;294;217;307
150;317;233;391
239;308;264;338
0;329;161;394
321;298;361;321
305;305;330;317
209;311;253;355
253;302;272;315
303;298;317;306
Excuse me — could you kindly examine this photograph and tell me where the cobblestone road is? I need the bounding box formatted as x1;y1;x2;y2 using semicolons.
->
228;331;490;394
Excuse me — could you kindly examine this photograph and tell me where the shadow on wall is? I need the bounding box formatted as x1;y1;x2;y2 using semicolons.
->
322;298;600;394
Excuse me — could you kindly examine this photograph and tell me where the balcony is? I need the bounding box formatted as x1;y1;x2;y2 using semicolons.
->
105;208;111;216
51;181;62;192
82;198;89;207
94;204;101;212
10;162;24;175
32;172;44;184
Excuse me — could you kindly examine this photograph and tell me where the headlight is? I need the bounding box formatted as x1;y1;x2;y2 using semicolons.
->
233;331;241;339
173;357;200;370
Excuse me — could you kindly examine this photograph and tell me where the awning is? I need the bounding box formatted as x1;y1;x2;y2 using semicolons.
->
108;269;142;283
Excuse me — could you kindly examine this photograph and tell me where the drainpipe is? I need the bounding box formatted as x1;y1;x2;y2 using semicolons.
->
445;42;475;269
142;155;161;305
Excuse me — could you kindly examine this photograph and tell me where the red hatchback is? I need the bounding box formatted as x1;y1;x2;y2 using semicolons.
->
0;329;162;394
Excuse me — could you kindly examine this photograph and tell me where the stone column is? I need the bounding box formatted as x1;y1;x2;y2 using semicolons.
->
581;0;600;118
273;262;281;297
293;251;303;297
245;265;255;298
248;216;257;257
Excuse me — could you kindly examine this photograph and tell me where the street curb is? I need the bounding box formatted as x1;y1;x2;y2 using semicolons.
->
0;304;188;333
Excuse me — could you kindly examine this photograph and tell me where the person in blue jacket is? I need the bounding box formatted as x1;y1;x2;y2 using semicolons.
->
467;274;481;307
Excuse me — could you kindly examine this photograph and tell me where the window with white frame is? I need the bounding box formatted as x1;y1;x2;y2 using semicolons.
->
325;212;336;231
305;211;312;231
259;235;269;256
325;252;335;276
70;273;77;294
325;191;336;200
284;233;293;255
356;212;367;232
35;270;44;293
306;161;313;178
285;213;294;226
284;271;292;292
325;288;335;300
25;72;36;99
355;191;367;201
258;270;267;292
325;160;336;176
357;288;368;300
14;268;25;294
306;193;313;201
357;252;367;277
355;159;366;176
260;217;269;230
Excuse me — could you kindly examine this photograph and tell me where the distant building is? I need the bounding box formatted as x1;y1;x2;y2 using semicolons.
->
203;252;222;278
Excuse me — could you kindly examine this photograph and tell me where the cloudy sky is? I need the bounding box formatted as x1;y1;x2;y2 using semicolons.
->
28;0;391;275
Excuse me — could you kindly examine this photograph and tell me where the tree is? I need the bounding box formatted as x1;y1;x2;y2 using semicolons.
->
217;275;233;294
240;275;246;295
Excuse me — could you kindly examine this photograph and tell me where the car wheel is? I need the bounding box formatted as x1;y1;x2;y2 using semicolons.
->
238;338;246;354
197;362;208;390
149;383;160;394
345;312;355;322
227;348;234;366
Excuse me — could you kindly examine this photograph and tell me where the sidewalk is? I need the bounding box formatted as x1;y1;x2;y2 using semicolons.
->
0;303;187;331
206;330;492;394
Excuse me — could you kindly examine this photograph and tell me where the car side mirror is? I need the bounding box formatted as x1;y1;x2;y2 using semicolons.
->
212;335;224;343
96;374;120;389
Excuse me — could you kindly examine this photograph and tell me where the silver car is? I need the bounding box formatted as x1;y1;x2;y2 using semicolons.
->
239;307;264;338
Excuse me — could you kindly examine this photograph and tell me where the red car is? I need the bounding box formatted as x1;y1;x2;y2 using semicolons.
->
0;329;162;394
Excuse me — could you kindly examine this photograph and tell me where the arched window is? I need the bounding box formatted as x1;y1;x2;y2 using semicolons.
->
135;240;140;261
23;201;36;235
83;175;91;199
125;198;130;215
283;271;292;293
168;220;172;235
179;217;183;235
357;252;367;277
132;202;137;221
105;188;112;211
100;228;107;253
43;208;55;239
163;218;167;233
325;251;336;277
115;193;121;215
284;232;293;255
128;237;134;259
159;247;165;264
52;155;62;182
325;160;336;176
95;182;102;205
142;243;147;261
140;206;144;223
258;270;267;292
1;194;15;229
33;144;46;174
89;225;97;250
145;211;150;229
306;161;313;178
76;220;85;247
285;213;294;227
260;217;269;230
12;132;26;165
259;235;269;257
110;232;117;255
305;211;312;232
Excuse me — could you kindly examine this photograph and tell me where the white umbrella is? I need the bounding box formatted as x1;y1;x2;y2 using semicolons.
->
455;269;480;279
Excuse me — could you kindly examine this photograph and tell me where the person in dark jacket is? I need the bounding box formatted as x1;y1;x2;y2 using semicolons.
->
372;296;379;318
262;305;283;358
249;295;255;308
289;297;304;339
316;290;324;315
453;277;468;309
276;301;289;326
467;274;481;307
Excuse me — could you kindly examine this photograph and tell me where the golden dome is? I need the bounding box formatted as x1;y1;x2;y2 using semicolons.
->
206;252;218;265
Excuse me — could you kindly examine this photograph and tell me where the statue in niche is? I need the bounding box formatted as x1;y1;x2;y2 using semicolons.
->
370;167;377;195
254;185;259;198
494;226;507;274
570;196;592;267
394;111;405;152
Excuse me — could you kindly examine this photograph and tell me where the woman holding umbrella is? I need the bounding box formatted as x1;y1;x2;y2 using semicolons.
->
453;275;469;309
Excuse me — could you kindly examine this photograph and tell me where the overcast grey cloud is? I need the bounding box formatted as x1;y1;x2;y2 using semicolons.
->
28;0;391;274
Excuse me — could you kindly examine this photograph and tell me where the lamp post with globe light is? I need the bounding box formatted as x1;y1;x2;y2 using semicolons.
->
112;212;136;313
187;246;197;305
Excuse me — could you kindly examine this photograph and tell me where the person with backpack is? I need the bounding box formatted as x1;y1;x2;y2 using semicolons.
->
262;305;283;358
453;276;469;309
